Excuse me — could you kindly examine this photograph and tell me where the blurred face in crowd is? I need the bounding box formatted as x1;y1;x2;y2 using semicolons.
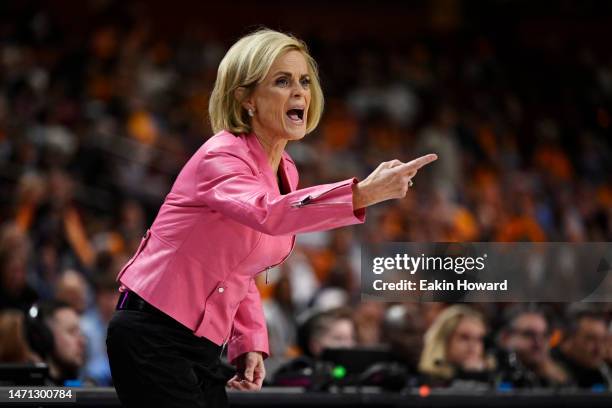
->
47;169;74;207
0;252;28;293
121;199;145;231
0;225;30;294
354;302;385;345
504;313;549;368
446;316;486;371
55;271;88;314
310;318;356;357
48;308;85;371
243;50;311;142
563;317;607;369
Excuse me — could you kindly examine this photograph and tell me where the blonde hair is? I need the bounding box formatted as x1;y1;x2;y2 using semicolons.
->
418;305;486;379
209;28;324;135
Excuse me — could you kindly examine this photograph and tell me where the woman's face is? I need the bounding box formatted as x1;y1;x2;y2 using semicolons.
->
244;50;312;141
446;317;486;370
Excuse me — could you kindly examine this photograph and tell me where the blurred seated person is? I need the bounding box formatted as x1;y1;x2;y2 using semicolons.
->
80;273;119;386
0;223;39;312
551;306;611;389
302;306;356;358
382;303;425;374
419;305;495;388
28;301;87;385
0;309;42;364
272;307;356;388
497;305;568;387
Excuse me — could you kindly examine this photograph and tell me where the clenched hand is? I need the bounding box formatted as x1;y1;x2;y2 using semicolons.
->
226;351;265;391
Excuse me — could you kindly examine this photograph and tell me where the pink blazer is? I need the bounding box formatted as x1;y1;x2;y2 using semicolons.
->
116;130;366;363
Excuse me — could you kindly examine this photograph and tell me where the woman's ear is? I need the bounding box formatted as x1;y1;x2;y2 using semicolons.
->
234;87;253;112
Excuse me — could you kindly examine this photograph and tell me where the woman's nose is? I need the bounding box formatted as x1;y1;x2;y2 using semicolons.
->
291;81;304;97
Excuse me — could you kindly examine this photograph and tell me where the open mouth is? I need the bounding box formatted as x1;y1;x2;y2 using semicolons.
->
286;108;304;124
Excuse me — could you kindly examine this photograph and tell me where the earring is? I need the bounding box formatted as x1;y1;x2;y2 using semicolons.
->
248;108;254;117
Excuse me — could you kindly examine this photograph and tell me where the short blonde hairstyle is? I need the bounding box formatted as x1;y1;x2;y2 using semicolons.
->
209;28;324;135
419;305;487;379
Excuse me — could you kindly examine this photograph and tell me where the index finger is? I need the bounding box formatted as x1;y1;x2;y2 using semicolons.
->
399;154;438;172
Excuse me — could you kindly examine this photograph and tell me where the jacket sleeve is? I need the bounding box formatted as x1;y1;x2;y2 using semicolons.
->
227;278;269;365
195;150;366;236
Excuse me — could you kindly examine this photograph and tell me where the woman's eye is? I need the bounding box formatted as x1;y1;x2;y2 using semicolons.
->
275;77;310;87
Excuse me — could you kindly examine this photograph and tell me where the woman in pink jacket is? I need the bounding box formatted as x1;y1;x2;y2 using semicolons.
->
105;28;437;407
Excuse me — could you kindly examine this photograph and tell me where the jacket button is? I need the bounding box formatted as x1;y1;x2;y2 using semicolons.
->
218;287;225;293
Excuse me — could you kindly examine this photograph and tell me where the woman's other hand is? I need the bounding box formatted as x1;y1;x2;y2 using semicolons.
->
352;154;438;209
226;351;265;391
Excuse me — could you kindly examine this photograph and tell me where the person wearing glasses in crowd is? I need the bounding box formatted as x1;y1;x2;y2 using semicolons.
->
551;306;611;389
497;306;568;387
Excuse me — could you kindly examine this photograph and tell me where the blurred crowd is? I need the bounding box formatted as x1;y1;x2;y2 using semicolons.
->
0;0;611;390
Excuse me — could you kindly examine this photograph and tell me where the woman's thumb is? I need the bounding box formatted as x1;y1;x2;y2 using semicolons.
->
244;358;255;382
